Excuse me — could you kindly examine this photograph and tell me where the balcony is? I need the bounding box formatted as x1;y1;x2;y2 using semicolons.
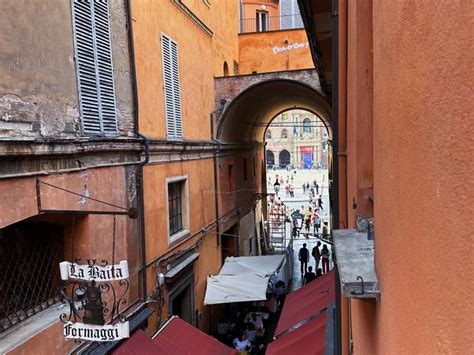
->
240;14;304;34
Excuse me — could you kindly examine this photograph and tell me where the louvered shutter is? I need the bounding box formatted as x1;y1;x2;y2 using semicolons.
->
280;0;303;29
161;34;183;140
171;41;182;138
72;0;117;137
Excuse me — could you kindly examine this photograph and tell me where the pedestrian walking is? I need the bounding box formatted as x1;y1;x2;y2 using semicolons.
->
315;182;319;195
298;243;309;275
302;183;306;194
313;212;321;236
321;244;330;274
318;195;324;210
312;241;321;270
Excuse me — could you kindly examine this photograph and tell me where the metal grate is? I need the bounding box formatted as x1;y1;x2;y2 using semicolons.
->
0;222;64;333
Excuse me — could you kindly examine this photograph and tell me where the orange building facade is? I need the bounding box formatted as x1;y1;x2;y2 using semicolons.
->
300;0;474;354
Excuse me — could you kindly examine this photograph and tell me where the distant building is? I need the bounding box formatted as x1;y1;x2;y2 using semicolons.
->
265;110;329;169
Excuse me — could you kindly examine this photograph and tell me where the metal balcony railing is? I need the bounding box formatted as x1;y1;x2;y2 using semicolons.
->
240;14;304;34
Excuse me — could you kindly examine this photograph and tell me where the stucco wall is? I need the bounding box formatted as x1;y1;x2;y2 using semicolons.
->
238;29;314;74
342;1;474;354
0;0;134;138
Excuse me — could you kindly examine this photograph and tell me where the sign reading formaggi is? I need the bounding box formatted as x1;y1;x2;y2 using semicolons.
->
59;260;129;281
63;322;129;341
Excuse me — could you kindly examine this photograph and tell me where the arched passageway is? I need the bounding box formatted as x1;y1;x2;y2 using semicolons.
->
217;79;331;143
279;149;291;168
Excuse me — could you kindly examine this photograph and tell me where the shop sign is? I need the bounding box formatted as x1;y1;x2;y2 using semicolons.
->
63;321;129;342
59;260;129;281
59;259;130;342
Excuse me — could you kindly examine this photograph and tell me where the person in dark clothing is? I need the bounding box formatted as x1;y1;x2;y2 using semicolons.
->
318;195;324;210
303;266;316;285
312;241;322;270
298;243;309;275
315;182;319;195
316;268;323;278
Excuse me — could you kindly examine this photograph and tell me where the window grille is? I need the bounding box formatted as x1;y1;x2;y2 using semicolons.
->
168;182;183;235
0;223;64;333
72;0;118;136
161;33;183;140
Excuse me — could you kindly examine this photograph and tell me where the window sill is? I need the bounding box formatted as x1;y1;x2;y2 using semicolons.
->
333;229;380;299
169;229;190;245
0;303;66;353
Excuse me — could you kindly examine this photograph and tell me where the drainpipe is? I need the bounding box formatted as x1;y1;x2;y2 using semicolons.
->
210;109;221;247
332;0;342;354
126;0;148;301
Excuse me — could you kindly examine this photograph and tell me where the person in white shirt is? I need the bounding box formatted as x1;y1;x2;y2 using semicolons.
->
233;333;252;353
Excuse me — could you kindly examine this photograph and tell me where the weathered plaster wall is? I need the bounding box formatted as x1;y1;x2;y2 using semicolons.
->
238;29;313;74
0;166;141;354
0;0;134;138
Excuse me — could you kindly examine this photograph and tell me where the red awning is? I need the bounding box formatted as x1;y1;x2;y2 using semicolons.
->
267;313;327;355
153;317;237;355
275;270;335;336
112;330;161;354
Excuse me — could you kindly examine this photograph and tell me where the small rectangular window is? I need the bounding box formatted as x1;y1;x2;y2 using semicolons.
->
72;1;117;136
168;181;183;235
167;176;189;243
161;33;183;140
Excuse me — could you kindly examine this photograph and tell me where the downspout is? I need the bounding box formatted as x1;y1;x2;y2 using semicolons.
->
210;109;221;246
332;0;342;355
126;0;148;300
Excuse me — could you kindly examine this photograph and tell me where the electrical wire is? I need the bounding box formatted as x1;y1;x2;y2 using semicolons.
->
39;180;129;211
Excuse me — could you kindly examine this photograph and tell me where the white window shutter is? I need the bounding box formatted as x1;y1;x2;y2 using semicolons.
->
171;41;182;139
72;0;117;137
161;34;183;140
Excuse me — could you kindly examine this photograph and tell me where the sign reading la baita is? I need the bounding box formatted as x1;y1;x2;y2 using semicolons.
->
59;259;130;342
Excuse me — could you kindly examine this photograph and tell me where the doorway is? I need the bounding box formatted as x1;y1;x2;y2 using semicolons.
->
221;224;238;266
168;273;195;326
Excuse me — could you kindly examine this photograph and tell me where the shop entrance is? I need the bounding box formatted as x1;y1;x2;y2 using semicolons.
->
168;273;195;326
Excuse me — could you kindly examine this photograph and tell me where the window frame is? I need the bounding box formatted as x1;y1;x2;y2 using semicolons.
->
165;176;190;244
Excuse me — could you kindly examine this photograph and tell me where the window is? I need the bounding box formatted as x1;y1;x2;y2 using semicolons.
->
265;129;272;139
256;11;268;32
167;176;189;242
303;118;311;133
223;61;229;76
281;113;289;121
72;1;117;136
161;33;183;140
0;222;64;333
281;129;288;138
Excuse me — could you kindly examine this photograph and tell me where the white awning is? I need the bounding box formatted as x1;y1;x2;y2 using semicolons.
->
204;255;285;305
219;255;285;276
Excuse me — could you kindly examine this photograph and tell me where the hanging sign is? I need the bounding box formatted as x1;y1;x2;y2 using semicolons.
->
59;260;129;281
64;321;129;341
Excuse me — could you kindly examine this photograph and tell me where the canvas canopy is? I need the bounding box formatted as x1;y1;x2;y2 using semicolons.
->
204;255;285;305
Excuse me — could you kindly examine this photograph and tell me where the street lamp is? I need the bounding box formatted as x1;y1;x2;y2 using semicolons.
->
274;178;280;195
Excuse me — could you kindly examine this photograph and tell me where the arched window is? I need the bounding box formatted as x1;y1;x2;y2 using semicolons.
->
223;61;229;76
303;118;311;133
266;150;275;167
281;129;288;138
265;130;272;139
279;149;291;168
